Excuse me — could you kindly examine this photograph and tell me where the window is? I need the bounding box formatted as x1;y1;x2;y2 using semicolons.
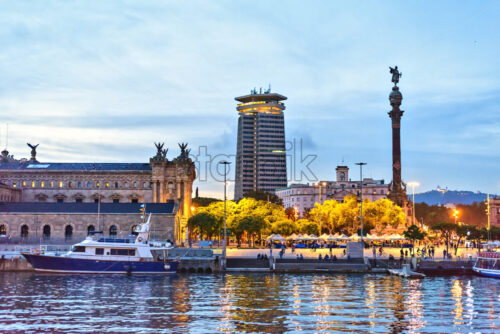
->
72;246;85;252
110;249;135;256
57;198;64;203
96;182;100;188
94;199;99;203
12;182;17;188
32;181;35;188
68;182;73;188
133;182;137;188
131;225;138;236
87;225;95;235
95;248;104;255
77;181;82;188
50;181;54;188
115;182;119;189
41;181;45;188
65;225;73;239
42;225;51;238
59;181;63;188
0;224;6;235
20;225;29;238
87;181;91;188
75;198;83;203
105;182;109;188
131;199;138;203
113;199;119;203
22;181;26;187
109;225;117;236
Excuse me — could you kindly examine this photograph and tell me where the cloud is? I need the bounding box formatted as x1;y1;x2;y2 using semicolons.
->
0;0;499;197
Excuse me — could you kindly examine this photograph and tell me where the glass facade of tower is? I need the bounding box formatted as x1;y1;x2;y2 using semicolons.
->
234;91;287;200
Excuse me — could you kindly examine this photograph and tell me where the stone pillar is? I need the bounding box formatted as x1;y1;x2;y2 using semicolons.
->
387;69;408;208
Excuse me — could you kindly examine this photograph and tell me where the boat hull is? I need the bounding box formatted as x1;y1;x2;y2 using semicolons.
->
22;253;178;274
472;267;500;278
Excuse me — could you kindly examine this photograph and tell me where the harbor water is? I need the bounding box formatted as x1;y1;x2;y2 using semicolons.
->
0;272;498;333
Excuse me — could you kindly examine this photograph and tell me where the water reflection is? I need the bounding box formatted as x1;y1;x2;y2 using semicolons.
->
0;273;498;333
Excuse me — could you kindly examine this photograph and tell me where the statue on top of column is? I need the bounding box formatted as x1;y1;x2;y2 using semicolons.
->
389;66;402;86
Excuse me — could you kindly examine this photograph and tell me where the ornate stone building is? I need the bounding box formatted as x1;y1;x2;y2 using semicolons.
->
0;143;195;244
276;165;389;217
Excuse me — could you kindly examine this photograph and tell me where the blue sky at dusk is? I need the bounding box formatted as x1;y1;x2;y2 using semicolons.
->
1;1;499;199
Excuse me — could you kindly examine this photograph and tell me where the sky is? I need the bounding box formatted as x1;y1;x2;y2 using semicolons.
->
0;0;499;199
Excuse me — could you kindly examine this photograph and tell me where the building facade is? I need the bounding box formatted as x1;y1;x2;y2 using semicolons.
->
0;143;195;243
276;165;389;217
490;197;500;227
234;88;287;200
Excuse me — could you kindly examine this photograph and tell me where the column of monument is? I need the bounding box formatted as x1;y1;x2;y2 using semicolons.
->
387;66;408;209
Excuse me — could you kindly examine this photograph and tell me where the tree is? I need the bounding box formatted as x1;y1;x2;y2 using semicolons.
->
188;212;217;240
236;215;267;247
192;197;220;207
243;190;283;206
296;219;320;235
285;207;297;221
403;224;426;254
364;198;405;233
456;224;475;246
431;222;456;254
271;219;296;235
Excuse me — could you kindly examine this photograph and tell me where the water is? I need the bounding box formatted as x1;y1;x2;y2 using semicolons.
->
0;273;498;333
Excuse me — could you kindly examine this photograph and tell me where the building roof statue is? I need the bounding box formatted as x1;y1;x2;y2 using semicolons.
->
151;142;168;163
174;143;191;163
27;143;39;163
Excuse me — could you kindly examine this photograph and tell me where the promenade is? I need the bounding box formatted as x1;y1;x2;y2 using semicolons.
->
222;245;478;261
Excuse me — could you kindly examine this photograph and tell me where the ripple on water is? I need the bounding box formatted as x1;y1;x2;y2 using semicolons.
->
0;273;499;333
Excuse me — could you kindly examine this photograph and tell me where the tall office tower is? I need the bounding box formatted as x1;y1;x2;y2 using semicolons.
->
234;88;287;200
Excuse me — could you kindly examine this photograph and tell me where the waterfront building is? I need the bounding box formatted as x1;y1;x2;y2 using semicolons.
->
490;196;500;227
276;165;388;217
0;143;195;243
234;88;287;200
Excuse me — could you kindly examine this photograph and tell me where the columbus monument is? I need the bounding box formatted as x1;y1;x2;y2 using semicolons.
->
387;66;409;209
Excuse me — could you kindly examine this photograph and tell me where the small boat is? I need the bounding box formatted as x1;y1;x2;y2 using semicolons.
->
22;214;178;274
388;264;426;278
473;242;500;278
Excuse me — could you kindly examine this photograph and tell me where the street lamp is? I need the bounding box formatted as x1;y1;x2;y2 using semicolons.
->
317;181;327;234
355;162;367;240
219;161;231;270
408;182;419;226
452;209;460;224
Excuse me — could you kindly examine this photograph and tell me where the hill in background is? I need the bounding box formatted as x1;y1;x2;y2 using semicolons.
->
413;190;496;205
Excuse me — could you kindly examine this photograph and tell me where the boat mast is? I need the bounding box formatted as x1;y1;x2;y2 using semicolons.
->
97;191;101;231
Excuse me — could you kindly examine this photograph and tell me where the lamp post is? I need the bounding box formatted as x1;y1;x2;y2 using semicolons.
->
317;181;327;234
219;161;231;270
355;162;366;240
408;182;419;226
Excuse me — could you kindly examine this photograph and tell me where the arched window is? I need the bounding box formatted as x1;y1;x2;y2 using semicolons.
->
109;225;117;236
87;225;95;235
42;225;51;238
131;225;138;236
65;225;73;239
21;225;29;238
0;224;6;235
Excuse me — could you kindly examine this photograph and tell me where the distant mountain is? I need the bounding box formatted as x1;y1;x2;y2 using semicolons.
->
412;190;496;205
